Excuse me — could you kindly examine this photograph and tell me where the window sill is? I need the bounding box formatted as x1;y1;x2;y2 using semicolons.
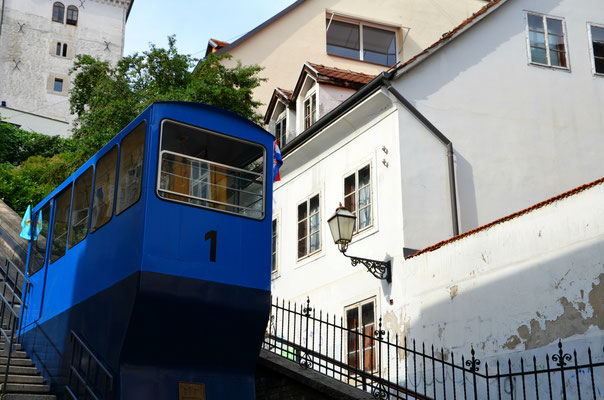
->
528;61;571;72
271;271;281;280
295;249;325;268
327;52;397;68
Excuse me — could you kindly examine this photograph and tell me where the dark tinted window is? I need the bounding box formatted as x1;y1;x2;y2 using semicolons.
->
50;185;72;263
69;167;93;248
116;122;146;215
66;5;78;25
91;146;117;232
52;2;64;23
29;203;51;276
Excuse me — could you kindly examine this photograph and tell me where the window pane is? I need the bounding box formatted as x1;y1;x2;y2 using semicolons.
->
529;31;546;48
344;193;355;214
297;221;307;241
527;14;544;32
158;120;265;218
297;238;307;258
596;57;604;74
69;167;93;248
359;205;371;229
363;26;396;66
52;2;64;22
594;41;604;59
549;50;567;67
358;166;370;187
116;122;145;214
344;174;355;196
29;203;51;276
91;146;117;232
326;20;360;60
50;185;72;263
56;42;61;56
592;26;604;42
298;202;307;221
54;79;63;92
309;195;319;214
530;47;547;64
546;18;563;35
310;232;320;252
359;186;370;207
272;219;277;273
548;34;565;51
66;6;78;25
62;44;67;57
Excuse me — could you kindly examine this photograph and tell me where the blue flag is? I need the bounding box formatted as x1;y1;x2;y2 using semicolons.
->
20;205;32;240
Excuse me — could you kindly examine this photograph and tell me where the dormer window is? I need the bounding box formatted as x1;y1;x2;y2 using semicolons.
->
52;2;64;23
275;113;287;147
326;18;397;66
303;92;317;130
66;6;78;26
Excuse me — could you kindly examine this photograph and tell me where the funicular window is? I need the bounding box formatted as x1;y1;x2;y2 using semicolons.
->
69;167;93;248
158;120;265;220
116;122;146;215
50;185;72;263
91;146;117;232
28;203;51;276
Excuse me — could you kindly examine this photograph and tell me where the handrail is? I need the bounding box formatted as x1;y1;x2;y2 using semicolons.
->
66;330;114;400
160;150;263;178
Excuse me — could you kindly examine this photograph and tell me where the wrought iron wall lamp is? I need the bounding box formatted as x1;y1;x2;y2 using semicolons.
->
327;205;392;283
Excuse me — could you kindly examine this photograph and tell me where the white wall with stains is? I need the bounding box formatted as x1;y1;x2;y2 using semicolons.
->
387;180;604;361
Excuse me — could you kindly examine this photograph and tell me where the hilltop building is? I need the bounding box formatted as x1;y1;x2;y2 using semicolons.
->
0;0;133;136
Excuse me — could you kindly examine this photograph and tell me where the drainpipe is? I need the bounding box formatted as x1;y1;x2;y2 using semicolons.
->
381;77;460;236
0;0;5;39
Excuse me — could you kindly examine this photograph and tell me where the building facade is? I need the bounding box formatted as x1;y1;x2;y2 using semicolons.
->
268;0;604;364
0;0;133;136
203;0;489;115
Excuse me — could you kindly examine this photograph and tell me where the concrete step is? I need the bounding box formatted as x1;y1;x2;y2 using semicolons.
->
1;383;50;393
2;395;56;400
0;365;39;375
0;357;33;367
0;342;23;351
1;375;44;384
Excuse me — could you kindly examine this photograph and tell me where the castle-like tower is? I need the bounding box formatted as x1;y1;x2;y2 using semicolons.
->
0;0;133;136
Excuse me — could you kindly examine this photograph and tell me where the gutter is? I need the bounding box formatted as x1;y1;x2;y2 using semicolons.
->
0;0;5;39
282;71;460;236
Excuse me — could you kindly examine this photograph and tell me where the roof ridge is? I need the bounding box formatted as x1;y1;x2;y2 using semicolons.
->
409;176;604;258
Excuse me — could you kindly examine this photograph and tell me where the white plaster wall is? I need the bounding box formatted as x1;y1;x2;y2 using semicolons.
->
318;84;355;120
387;181;604;361
271;95;405;318
0;0;129;133
393;0;604;235
0;107;69;137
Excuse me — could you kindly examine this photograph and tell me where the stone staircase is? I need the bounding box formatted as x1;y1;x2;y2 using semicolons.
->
0;334;55;399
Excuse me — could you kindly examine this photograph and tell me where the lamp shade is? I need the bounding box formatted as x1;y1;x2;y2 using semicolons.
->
327;206;356;246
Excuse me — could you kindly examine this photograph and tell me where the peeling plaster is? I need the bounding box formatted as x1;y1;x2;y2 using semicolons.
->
449;285;459;300
504;274;604;350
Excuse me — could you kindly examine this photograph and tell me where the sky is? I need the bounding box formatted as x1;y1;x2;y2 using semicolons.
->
124;0;296;58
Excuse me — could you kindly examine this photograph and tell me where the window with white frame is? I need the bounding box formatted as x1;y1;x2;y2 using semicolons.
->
272;218;278;273
344;165;372;232
326;18;397;66
526;13;568;69
589;24;604;75
275;113;287;147
297;194;320;259
345;297;376;372
303;92;317;130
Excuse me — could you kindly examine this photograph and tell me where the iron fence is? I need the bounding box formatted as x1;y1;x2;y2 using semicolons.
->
263;297;604;400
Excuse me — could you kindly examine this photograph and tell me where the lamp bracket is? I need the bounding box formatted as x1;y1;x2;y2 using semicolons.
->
343;252;392;283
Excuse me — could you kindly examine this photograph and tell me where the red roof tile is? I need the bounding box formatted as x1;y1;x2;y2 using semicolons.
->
210;38;230;49
392;0;507;75
409;176;604;258
307;63;375;88
276;88;293;102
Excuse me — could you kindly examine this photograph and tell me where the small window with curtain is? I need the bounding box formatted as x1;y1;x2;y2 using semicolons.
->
303;93;316;130
345;297;376;373
116;122;146;215
526;13;568;69
91;146;117;232
68;167;93;248
66;5;78;26
344;164;372;233
28;202;51;276
50;185;72;263
297;194;320;259
56;42;62;56
589;23;604;75
52;2;64;23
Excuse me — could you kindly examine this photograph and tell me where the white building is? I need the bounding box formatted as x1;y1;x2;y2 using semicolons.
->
0;0;133;137
268;0;604;363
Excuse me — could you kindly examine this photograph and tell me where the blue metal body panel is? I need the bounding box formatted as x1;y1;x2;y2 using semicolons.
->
20;102;274;399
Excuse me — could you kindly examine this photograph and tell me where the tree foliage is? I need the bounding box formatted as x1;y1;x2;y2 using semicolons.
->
0;36;265;215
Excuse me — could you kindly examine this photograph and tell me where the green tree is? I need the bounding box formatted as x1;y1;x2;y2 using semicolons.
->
70;36;264;160
1;36;265;215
